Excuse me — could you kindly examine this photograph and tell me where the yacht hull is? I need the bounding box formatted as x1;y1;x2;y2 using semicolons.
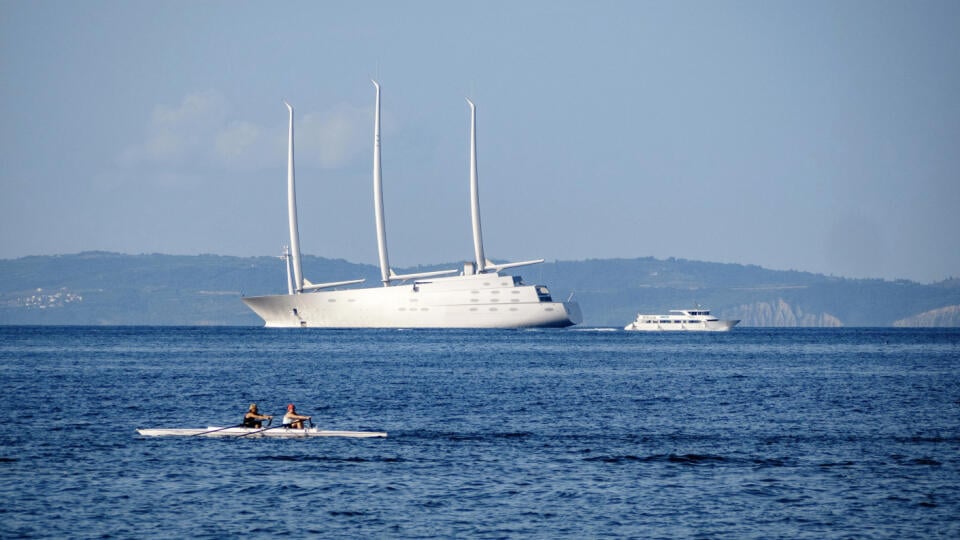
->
244;273;582;328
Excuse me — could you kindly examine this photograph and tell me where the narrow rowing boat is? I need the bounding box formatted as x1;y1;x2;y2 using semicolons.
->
137;427;387;438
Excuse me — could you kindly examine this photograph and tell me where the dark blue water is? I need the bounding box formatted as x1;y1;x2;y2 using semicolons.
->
1;327;957;538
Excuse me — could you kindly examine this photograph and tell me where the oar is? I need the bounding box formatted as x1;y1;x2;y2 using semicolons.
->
192;418;272;437
191;423;245;436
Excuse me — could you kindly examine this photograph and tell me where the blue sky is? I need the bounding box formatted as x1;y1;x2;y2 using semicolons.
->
2;0;958;283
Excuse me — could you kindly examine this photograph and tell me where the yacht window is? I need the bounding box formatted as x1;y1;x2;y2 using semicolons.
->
535;286;553;302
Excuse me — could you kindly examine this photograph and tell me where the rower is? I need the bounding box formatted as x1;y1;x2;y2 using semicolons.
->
282;404;311;429
243;403;273;428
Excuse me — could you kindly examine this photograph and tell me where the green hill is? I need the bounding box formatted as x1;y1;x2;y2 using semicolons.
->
1;252;957;327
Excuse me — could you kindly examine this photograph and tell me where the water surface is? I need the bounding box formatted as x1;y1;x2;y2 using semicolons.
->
1;327;958;538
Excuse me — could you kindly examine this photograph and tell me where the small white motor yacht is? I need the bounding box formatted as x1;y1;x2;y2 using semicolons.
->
625;307;739;332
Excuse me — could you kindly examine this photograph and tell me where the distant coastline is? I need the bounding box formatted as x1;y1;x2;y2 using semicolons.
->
1;252;958;327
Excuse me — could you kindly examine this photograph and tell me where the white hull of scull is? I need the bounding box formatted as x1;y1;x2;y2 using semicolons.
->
137;427;387;438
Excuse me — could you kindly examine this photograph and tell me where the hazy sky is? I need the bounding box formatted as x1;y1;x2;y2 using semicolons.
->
2;1;958;283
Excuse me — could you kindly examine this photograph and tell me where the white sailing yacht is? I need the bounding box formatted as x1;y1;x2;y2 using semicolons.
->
242;83;581;328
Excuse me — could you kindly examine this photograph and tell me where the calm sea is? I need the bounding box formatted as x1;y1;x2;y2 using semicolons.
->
1;326;958;538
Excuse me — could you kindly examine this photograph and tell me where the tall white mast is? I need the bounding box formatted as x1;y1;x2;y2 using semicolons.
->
284;100;304;293
372;80;391;285
466;98;486;273
463;99;544;275
370;81;456;284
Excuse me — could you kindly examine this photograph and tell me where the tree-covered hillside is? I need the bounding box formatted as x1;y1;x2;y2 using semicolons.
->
1;253;957;327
